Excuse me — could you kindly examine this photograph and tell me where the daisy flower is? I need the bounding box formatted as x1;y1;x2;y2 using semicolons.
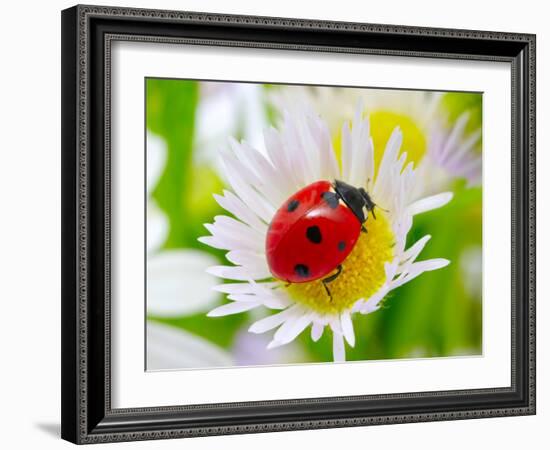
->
271;86;481;194
199;106;452;361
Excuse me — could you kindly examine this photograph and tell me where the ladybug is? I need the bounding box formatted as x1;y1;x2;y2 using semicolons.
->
266;179;378;299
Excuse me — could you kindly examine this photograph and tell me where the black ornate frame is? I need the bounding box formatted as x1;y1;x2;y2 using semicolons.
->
61;4;536;444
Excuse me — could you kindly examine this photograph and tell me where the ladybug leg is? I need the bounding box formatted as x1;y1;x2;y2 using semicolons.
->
322;283;331;301
361;224;368;233
322;264;343;302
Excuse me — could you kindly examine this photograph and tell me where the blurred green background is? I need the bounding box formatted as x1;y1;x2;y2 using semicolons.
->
146;78;482;368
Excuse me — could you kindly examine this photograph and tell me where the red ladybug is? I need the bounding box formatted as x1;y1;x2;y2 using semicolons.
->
266;180;377;299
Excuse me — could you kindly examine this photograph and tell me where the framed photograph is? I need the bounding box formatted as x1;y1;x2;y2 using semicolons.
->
61;4;536;444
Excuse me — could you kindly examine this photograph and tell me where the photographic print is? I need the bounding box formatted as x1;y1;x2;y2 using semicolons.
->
145;79;483;370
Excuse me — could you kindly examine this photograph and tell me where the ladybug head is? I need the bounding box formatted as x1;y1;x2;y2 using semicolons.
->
333;180;376;223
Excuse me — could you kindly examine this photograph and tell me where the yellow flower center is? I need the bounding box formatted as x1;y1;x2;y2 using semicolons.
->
370;110;427;171
284;211;395;314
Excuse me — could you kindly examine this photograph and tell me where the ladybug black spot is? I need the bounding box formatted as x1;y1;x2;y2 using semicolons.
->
287;199;300;212
306;225;322;244
321;192;339;209
294;264;310;278
338;241;346;252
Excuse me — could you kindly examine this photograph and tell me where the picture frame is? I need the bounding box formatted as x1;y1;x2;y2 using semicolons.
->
61;4;536;444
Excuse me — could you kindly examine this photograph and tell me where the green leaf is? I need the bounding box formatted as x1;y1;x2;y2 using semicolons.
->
147;78;199;249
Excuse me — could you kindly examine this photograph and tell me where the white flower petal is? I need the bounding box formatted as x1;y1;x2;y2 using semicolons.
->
207;301;260;317
251;283;292;309
332;330;346;362
217;281;290;309
206;264;271;281
197;236;231;251
221;151;275;223
248;305;301;334
266;339;285;349
228;138;284;207
408;192;453;216
264;127;300;196
225;294;259;303
373;127;403;203
147;250;219;317
281;110;318;184
366;136;375;189
411;258;451;272
340;121;353;183
349;107;371;187
225;250;270;272
392;258;450;289
273;312;312;345
385;260;399;280
401;235;431;263
228;293;290;310
210;214;265;241
293;110;323;180
311;322;324;342
213;281;278;294
312;115;340;180
213;190;267;234
392;213;413;254
359;288;387;314
202;215;265;252
340;311;355;347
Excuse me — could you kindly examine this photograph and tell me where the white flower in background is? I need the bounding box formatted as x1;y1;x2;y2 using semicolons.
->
424;112;482;189
147;132;169;253
199;106;452;361
194;82;268;170
146;132;219;316
459;246;483;300
146;133;230;369
271;86;481;195
147;249;220;316
147;321;233;370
